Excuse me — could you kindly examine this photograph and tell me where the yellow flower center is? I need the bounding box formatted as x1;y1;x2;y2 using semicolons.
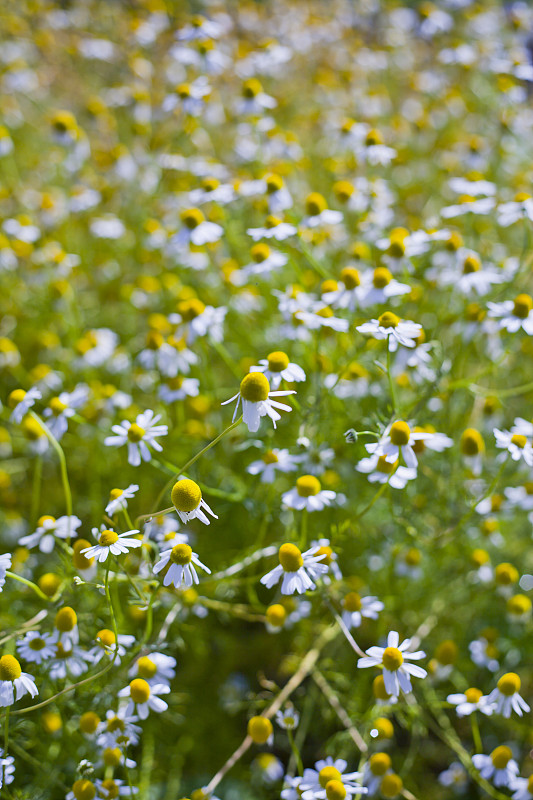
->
266;604;287;627
334;180;354;202
495;563;518;585
265;174;283;193
247;715;272;744
251;243;270;263
382;647;404;671
511;434;527;449
109;488;123;501
96;629;116;648
381;774;403;798
8;388;26;408
50;397;68;415
465;687;482;704
296;475;321;497
491;746;512;770
315;545;333;565
497;672;521;696
73;539;94;570
137;656;158;679
171;543;193;565
171;479;202;512
100;780;119;800
373;676;391;701
507;594;532;615
240;372;270;402
267;351;289;372
373;267;392;288
0;654;22;681
127;423;145;443
376;456;397;474
513;293;533;319
318;767;342;789
387;240;405;258
322;280;338;294
55;606;77;632
378;311;400;328
325;780;346;800
129;678;150;704
306;192;327;216
369;752;392;776
460;428;484;456
181;208;205;229
242;78;262;98
446;231;463;251
103;747;122;768
262;450;279;464
366;128;383;146
373;717;394;739
463;255;481;274
343;592;362;612
278;543;304;572
72;779;96;800
435;640;458;665
107;716;125;733
29;637;46;651
202;177;219;192
390;421;411;446
340;267;360;289
80;711;100;734
99;530;119;547
178;298;206;321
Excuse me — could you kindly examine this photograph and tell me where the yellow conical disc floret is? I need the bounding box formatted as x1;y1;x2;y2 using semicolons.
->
172;479;202;512
240;372;270;402
0;655;22;681
247;715;272;744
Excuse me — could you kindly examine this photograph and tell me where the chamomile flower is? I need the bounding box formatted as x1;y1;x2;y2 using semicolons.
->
469;637;499;672
362;753;393;796
295;306;350;332
486;673;530;718
356;455;416;488
81;526;142;563
247;448;303;483
0;553;11;592
282;475;337;511
357;631;427;697
169;300;226;344
96;708;142;749
0;749;15;790
357;312;422;351
231;244;288;285
488;294;533;335
366;421;444;471
19;514;82;552
251;351;306;389
301;193;343;229
129;652;176;686
7;387;42;424
493;429;533;465
118;679;170;720
341;592;384;630
472;747;519;788
446;688;495;717
237;78;276;115
16;631;56;665
104;409;168;466
275;707;300;730
171;478;218;525
48;642;91;680
0;655;38;706
42;384;89;439
358;268;411;309
88;629;135;665
222;372;295;433
105;484;139;517
158;376;200;403
497;193;533;226
153;543;211;588
300;757;367;800
260;543;328;595
247;216;297;241
171;208;223;248
96;778;138;798
511;775;533;800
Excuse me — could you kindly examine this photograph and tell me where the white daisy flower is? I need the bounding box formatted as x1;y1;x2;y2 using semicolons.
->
222;372;295;433
96;778;138;798
118;679;170;720
488;294;533;335
469;637;499;672
105;484;139;517
96;708;142;749
81;526;142;563
485;673;530;718
356;454;417;488
282;475;336;511
88;629;135;666
153;543;211;589
0;553;11;592
441;196;496;218
362;752;394;796
493;429;533;465
301;192;343;229
275;707;300;730
158;377;200;403
358;268;411;308
446;687;495;717
295;306;350;332
357;311;422;351
236;78;276;115
170;478;217;525
300;757;367;800
75;328;118;368
366;421;448;471
42;384;89;439
472;747;519;788
168;300;226;344
251;350;306;389
19;514;82;552
16;631;56;665
0;655;38;707
48;643;91;680
321;267;362;312
104;409;168;467
504;484;533;511
0;748;15;790
497;193;533;226
170;208;223;248
128;652;176;686
8;387;42;424
357;630;427;697
511;775;533;800
260;543;328;595
438;761;468;791
246;216;297;241
341;592;384;630
247;448;303;483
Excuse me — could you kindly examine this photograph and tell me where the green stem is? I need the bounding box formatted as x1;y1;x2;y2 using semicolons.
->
287;729;303;775
3;706;9;785
387;340;398;415
5;571;50;602
471;711;482;753
299;508;308;550
29;412;73;543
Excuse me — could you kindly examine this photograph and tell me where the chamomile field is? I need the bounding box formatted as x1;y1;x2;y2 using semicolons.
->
1;1;533;798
